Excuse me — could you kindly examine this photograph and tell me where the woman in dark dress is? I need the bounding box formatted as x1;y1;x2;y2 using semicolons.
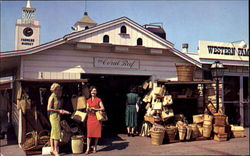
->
125;87;139;137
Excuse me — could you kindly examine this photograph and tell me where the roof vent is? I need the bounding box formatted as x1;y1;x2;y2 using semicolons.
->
143;23;166;40
182;43;188;53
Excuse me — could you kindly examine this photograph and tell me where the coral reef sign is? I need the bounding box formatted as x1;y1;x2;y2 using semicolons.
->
93;57;140;69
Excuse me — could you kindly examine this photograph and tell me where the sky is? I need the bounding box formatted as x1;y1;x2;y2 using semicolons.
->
0;0;249;52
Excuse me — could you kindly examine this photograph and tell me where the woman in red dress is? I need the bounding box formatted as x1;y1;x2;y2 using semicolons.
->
85;86;105;155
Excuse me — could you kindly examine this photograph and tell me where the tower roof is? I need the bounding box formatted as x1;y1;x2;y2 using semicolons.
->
78;12;97;24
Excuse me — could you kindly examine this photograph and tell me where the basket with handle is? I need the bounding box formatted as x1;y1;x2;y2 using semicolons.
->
38;129;50;145
22;131;44;151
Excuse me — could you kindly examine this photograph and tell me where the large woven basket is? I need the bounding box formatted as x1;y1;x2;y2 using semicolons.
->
38;130;50;145
71;135;84;154
150;130;165;145
22;131;44;151
176;64;194;81
165;126;177;141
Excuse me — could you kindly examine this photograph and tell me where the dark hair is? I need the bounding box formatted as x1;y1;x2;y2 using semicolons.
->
89;86;97;93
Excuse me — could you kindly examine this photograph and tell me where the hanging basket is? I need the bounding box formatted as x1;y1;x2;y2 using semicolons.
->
175;64;195;81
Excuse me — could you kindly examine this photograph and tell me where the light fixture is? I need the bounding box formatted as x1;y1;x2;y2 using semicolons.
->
231;40;247;49
210;61;226;112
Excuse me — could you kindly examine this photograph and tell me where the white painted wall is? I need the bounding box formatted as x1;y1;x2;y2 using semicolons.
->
21;45;190;80
74;23;167;49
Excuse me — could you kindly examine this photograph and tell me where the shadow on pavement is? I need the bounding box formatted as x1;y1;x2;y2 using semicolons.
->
98;135;129;152
98;142;129;152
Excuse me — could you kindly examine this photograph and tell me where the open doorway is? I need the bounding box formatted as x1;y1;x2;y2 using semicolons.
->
81;74;150;136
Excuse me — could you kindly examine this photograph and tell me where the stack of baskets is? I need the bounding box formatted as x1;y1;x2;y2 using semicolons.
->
203;114;213;138
213;113;229;141
192;114;204;138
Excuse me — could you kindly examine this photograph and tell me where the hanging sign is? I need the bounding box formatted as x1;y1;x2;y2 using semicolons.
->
198;40;249;61
93;57;140;69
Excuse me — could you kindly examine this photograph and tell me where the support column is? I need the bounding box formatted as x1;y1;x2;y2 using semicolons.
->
239;76;244;126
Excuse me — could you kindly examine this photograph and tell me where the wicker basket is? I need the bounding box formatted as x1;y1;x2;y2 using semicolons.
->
22;131;44;151
185;125;192;140
203;124;212;138
60;120;71;133
165;126;177;141
207;102;217;115
176;64;194;81
193;114;204;124
214;113;227;126
203;114;213;126
178;126;187;141
214;133;228;141
71;135;84;154
144;115;154;123
190;124;199;139
38;130;50;145
150;130;165;145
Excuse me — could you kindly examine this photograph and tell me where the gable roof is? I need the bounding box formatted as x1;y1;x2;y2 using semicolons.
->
0;16;201;67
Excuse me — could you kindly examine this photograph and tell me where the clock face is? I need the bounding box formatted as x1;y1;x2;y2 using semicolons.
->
23;27;33;37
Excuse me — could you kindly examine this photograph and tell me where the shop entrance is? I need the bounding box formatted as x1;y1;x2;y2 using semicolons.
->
224;76;241;125
81;74;150;136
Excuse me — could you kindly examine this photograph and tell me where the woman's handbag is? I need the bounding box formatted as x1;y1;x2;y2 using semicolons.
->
96;111;108;121
71;111;87;122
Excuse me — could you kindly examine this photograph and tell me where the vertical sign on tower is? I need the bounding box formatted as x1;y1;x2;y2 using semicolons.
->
15;0;40;50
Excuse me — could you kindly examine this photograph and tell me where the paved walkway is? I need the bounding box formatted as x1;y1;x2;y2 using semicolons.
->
1;128;249;155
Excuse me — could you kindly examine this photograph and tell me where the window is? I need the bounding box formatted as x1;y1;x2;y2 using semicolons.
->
120;26;127;33
85;26;89;30
137;38;143;45
103;35;109;43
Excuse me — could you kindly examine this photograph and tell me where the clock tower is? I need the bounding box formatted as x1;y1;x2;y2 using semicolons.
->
15;0;40;50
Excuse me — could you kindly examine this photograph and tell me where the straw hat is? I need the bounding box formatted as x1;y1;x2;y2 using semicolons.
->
50;83;60;91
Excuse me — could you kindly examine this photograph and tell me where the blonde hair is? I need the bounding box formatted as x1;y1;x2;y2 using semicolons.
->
50;83;60;92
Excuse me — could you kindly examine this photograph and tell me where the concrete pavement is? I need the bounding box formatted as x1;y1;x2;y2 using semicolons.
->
1;128;249;155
